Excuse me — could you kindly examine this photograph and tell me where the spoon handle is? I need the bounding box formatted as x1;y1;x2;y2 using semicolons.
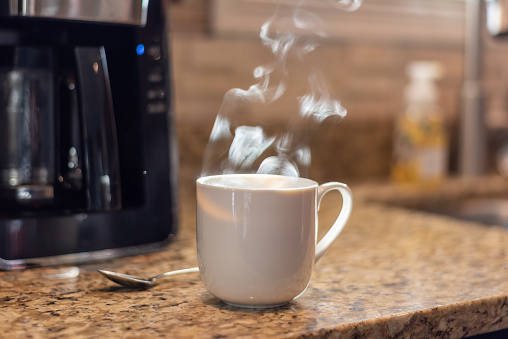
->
152;266;199;281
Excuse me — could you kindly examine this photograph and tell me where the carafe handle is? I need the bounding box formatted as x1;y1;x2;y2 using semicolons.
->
75;47;122;211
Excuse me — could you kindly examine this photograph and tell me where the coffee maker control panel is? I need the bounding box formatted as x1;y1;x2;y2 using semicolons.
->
139;36;168;115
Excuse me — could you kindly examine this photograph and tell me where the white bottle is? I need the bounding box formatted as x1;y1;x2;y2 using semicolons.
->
391;61;448;186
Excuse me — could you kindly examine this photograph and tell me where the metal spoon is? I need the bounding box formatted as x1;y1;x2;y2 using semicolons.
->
98;267;199;288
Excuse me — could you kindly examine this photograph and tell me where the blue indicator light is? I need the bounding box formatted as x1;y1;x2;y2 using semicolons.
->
136;44;145;56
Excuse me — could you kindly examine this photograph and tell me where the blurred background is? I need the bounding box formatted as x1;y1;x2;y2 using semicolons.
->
167;0;508;186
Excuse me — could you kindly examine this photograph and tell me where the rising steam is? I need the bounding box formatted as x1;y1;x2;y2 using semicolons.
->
201;0;363;177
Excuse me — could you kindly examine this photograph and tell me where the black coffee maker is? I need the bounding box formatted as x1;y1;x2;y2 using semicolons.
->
0;0;178;269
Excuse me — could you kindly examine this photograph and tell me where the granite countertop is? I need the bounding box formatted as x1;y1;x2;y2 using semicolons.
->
1;176;508;338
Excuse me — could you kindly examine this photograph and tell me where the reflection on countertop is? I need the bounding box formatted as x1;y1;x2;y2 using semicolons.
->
0;176;507;338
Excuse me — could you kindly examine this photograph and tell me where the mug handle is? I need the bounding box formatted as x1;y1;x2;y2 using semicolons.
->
315;182;353;263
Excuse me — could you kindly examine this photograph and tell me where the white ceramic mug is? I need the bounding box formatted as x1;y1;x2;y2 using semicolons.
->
196;174;353;308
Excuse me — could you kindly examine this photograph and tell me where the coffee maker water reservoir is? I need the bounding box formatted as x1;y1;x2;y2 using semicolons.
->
0;0;178;269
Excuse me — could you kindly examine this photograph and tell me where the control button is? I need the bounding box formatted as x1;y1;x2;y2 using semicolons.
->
147;44;161;60
147;72;163;83
147;88;166;100
147;101;167;114
147;67;164;83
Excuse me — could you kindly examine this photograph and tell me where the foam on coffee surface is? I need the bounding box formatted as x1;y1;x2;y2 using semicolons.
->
202;174;314;190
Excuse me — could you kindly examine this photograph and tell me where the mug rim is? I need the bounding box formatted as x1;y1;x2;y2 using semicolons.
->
197;173;318;191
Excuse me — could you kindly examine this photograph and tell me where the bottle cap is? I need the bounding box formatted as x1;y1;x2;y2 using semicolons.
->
405;60;444;104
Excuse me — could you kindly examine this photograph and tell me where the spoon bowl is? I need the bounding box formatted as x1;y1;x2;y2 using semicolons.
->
98;267;199;288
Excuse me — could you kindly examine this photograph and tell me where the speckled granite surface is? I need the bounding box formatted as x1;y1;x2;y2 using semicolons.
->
1;177;508;338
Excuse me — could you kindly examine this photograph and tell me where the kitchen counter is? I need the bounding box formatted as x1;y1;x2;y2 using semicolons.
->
1;177;508;338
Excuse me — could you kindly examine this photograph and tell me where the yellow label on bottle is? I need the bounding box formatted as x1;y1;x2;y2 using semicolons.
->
391;113;448;185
